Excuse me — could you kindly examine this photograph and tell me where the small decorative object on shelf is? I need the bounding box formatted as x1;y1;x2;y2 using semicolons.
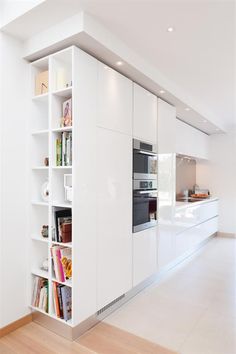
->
61;98;72;127
35;71;48;95
64;174;72;202
44;157;49;166
41;225;49;238
41;180;49;201
40;258;49;272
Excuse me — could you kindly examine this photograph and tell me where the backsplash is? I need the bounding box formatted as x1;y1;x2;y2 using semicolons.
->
176;156;196;198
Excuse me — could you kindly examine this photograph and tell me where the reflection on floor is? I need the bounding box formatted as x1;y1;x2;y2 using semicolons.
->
104;237;236;354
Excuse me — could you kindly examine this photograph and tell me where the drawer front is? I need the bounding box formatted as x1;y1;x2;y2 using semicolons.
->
174;200;219;233
175;217;218;258
133;228;157;287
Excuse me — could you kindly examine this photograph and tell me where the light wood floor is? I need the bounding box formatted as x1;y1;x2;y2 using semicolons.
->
0;321;177;354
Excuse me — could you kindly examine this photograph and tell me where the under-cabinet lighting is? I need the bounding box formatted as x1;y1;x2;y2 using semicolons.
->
116;61;123;66
159;90;165;94
167;27;174;32
185;107;191;111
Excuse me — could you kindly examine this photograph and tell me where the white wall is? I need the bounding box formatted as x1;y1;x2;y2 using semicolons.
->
197;131;236;234
0;0;44;27
0;32;30;327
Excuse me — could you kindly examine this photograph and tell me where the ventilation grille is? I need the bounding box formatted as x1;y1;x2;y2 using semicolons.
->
97;294;125;316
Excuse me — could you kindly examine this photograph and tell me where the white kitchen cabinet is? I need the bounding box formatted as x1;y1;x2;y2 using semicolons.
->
157;224;175;270
157;98;176;154
97;62;132;135
133;83;157;143
174;199;219;233
175;216;218;258
96;127;132;310
133;227;157;287
176;119;209;159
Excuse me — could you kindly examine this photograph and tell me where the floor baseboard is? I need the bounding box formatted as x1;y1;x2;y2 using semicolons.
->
0;314;32;338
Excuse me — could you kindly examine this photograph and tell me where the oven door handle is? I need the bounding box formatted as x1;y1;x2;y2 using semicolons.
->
136;150;157;157
135;189;158;194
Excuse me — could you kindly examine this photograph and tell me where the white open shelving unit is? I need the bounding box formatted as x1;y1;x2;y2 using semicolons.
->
30;47;73;326
29;46;97;334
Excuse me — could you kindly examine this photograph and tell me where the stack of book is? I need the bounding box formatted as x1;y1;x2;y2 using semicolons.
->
53;283;72;321
51;246;72;282
53;209;72;243
56;132;72;166
31;276;48;313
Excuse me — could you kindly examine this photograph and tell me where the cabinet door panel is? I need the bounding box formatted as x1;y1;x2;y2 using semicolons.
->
157;225;175;270
133;228;157;287
97;63;132;135
133;83;157;143
97;128;132;309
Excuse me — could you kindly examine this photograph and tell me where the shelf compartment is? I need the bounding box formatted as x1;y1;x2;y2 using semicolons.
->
51;48;72;92
31;134;49;167
31;57;49;97
30;204;49;243
31;170;49;203
51;93;72;130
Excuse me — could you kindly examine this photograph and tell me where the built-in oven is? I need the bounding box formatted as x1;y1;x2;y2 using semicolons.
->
132;139;158;233
133;179;157;233
133;139;157;180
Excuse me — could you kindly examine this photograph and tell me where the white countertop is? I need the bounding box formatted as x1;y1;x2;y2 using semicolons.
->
175;197;219;210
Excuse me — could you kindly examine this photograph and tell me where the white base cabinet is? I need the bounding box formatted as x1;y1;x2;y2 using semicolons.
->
175;217;218;258
96;127;132;310
133;228;157;287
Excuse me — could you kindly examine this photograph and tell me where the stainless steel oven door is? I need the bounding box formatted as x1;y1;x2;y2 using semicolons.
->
133;189;157;233
133;149;157;180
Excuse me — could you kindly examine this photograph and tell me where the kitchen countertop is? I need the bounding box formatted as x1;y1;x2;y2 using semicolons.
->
175;197;219;210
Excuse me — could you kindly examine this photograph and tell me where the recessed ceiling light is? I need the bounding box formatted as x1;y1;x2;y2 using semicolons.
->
160;90;165;94
167;27;174;32
185;107;190;111
116;61;123;66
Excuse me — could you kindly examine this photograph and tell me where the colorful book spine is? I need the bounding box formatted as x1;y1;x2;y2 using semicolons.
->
56;138;62;166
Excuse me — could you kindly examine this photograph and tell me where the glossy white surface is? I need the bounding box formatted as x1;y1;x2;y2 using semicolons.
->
174;199;219;232
96;127;132;310
104;237;236;354
97;62;132;135
176;119;210;160
73;47;98;324
133;83;157;143
157;98;176;154
132;228;157;287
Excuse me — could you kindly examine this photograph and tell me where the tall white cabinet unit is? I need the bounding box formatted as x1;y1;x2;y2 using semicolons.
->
133;83;157;143
96;63;133;309
157;98;177;270
30;46;97;332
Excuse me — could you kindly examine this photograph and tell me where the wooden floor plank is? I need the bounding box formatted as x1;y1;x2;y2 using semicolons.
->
77;322;178;354
0;321;178;354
